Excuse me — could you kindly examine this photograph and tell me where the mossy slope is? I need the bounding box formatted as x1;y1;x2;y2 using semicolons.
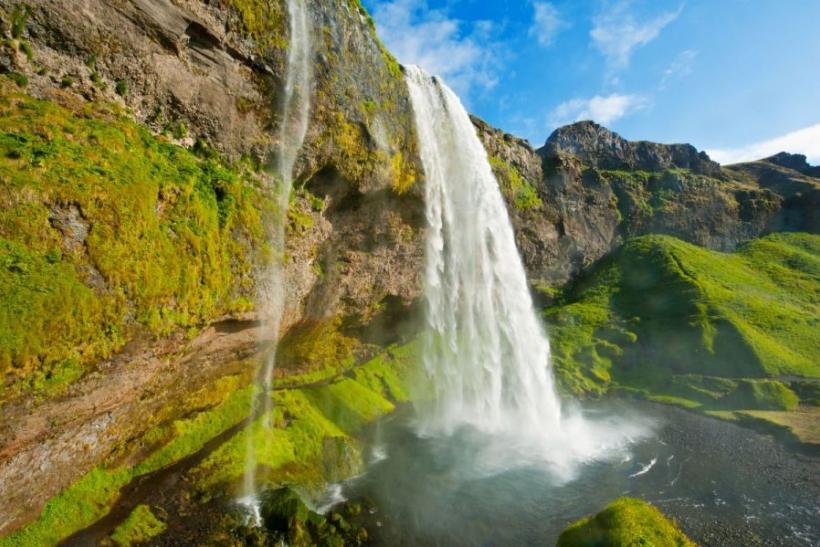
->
1;342;419;545
0;82;274;395
557;497;694;547
546;233;819;409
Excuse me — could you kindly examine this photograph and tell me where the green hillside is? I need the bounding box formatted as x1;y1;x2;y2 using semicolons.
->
546;233;819;411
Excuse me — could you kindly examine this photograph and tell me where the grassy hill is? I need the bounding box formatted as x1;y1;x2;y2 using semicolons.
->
546;232;819;412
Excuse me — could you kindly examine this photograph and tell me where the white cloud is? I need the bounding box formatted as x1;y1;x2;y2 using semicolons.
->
529;2;565;47
591;2;683;73
550;93;649;127
707;124;820;165
660;49;697;87
369;0;500;100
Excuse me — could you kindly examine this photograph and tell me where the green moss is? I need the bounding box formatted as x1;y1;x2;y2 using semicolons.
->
5;72;27;87
557;497;695;547
114;80;128;96
193;340;419;492
0;83;274;394
489;156;543;210
109;505;166;546
18;39;32;61
10;3;29;39
276;317;358;378
223;0;287;52
546;233;820;406
1;379;255;546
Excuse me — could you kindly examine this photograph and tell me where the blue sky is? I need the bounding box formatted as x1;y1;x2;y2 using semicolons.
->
362;0;820;164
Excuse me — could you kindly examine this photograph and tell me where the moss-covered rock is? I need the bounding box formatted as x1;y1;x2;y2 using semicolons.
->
107;504;166;547
0;82;273;395
557;497;695;547
258;487;367;547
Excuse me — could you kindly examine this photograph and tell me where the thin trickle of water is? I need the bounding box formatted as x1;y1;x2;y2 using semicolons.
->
405;65;652;475
241;0;313;516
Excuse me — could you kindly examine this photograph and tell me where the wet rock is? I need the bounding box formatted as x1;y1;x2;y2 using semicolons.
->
260;487;368;547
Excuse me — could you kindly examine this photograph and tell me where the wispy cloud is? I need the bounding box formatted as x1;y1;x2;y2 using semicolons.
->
660;49;697;88
549;93;650;127
591;1;683;75
707;123;820;165
369;0;500;101
528;2;566;48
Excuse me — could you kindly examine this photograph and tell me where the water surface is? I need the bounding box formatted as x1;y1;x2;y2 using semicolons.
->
338;401;819;546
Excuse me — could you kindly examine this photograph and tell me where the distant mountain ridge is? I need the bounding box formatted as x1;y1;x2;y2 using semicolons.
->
539;120;721;176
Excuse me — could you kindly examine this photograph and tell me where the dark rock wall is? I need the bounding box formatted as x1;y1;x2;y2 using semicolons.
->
473;118;819;288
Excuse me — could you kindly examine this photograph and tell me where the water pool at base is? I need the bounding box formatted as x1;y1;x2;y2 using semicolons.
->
332;401;819;547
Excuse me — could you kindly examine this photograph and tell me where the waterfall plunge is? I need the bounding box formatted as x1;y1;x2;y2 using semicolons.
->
406;66;652;475
241;0;313;519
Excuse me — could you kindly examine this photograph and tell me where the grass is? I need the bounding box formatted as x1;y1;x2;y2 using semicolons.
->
192;340;419;492
557;497;695;547
2;339;418;546
546;233;819;410
0;378;256;546
0;82;274;395
706;407;820;446
109;505;166;546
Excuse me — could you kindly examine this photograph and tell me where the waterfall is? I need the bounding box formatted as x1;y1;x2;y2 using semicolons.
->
241;0;313;518
405;66;651;471
406;65;562;438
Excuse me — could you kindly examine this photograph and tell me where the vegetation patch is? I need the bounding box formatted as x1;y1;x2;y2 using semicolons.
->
222;0;287;52
557;497;694;547
546;233;820;410
0;82;274;395
489;155;543;210
192;340;419;492
1;380;255;546
108;504;166;546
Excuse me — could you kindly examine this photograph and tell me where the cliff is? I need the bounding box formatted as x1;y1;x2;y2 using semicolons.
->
474;117;819;290
0;0;423;539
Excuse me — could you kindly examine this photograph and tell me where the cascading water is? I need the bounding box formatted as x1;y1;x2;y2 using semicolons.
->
406;66;562;437
241;0;313;519
405;65;651;475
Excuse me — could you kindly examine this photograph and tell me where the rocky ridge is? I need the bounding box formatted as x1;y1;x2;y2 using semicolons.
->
474;118;819;290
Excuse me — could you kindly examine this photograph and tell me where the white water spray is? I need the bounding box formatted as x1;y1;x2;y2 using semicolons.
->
241;0;313;518
406;66;652;475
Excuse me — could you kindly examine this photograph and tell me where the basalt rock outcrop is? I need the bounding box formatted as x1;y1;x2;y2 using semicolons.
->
542;120;721;176
474;118;819;290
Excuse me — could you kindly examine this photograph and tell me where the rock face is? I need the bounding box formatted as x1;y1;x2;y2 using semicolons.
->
0;0;423;537
542;120;721;176
765;152;820;177
474;118;820;289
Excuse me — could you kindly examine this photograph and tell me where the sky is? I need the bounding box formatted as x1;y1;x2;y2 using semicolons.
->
361;0;820;164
